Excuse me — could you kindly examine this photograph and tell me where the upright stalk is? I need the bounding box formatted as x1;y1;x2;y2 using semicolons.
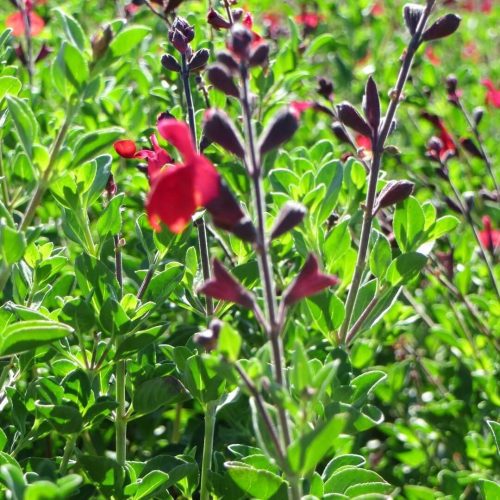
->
339;0;436;343
59;434;78;475
199;400;217;500
115;352;127;466
180;54;214;316
239;66;297;500
21;2;34;88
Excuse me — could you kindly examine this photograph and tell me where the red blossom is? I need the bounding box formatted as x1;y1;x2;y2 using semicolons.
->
283;254;339;306
479;216;500;253
422;113;457;161
6;11;45;37
425;46;441;66
463;0;492;13
370;2;384;16
481;79;500;108
114;134;173;179
146;119;220;233
295;11;322;30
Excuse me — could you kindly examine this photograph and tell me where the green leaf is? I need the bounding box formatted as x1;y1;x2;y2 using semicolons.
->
126;470;170;500
322;455;366;481
324;466;387;494
393;197;425;252
110;26;151;56
291;341;311;394
350;371;387;404
426;215;459;241
386;252;427;286
73;130;122;167
6;95;38;158
53;8;86;50
317;160;343;223
97;193;124;237
99;298;131;335
288;413;347;475
325;220;351;263
0;76;22;101
479;479;500;500
1;226;26;265
0;320;73;356
52;42;89;97
486;420;500;454
370;232;392;280
114;326;164;360
133;376;190;416
35;404;82;433
217;323;241;362
78;455;123;498
225;461;286;500
146;262;184;301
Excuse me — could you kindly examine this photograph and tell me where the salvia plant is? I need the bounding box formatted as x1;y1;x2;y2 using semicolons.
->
0;0;498;499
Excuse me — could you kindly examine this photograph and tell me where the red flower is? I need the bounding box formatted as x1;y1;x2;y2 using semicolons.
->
481;79;500;108
147;119;220;233
425;46;441;66
283;254;339;306
198;259;256;309
295;11;322;30
6;11;45;37
114;134;173;179
262;12;285;38
370;2;384;16
422;113;457;161
479;216;500;253
463;0;492;13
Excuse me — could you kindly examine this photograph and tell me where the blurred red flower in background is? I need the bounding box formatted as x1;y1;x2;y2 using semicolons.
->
481;79;500;108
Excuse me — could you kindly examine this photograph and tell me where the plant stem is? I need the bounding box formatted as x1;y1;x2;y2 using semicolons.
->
181;54;197;146
345;288;384;346
457;99;499;198
114;234;123;295
59;433;78;475
339;1;436;343
171;403;182;444
223;0;234;25
115;350;127;466
0;140;10;206
446;177;499;297
200;400;217;500
239;66;292;452
21;2;34;88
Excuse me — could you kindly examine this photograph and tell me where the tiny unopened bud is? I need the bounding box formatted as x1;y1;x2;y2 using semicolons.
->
384;145;401;155
106;174;117;198
446;74;458;95
363;76;381;131
249;43;270;67
203;108;245;158
403;3;424;35
35;43;52;63
443;196;461;214
270;202;307;240
259;107;299;155
317;77;334;100
422;13;461;42
193;319;223;352
460;138;483;159
472;107;484;127
231;217;258;243
374;180;414;213
207;8;231;29
189;48;210;71
228;25;253;59
216;51;239;72
207;63;240;98
161;53;181;72
336;101;372;137
91;25;113;61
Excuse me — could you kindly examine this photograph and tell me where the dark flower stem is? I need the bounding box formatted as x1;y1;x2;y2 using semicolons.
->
445;173;499;297
199;400;217;500
339;0;437;344
223;0;234;25
143;0;170;24
21;2;34;88
456;100;499;198
181;53;214;316
239;66;301;500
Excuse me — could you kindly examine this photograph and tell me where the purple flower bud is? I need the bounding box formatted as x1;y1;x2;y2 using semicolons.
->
105;174;117;198
189;48;210;71
206;63;240;98
91;25;113;61
161;53;181;72
198;259;256;309
170;17;195;42
216;51;239;72
336;101;372;137
317;77;334;100
270;202;307;240
35;43;53;63
169;29;189;54
249;43;270;67
472;107;484;127
203;108;245;158
363;76;381;132
460;137;483;159
230;217;258;244
228;25;253;59
403;3;425;35
331;122;351;144
374;180;414;213
258;107;299;155
283;254;339;306
193;319;222;352
443;195;462;214
207;8;231;30
422;13;461;42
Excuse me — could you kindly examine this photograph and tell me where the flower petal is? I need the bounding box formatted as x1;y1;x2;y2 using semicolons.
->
157;119;197;162
6;11;45;37
146;164;197;233
192;154;221;207
114;140;137;158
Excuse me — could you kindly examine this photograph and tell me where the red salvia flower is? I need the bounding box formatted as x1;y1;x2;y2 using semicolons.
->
198;259;256;309
146;119;220;233
283;254;339;306
114;134;173;179
6;11;45;37
295;11;322;30
425;46;441;65
481;79;500;108
422;113;457;161
479;216;500;253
